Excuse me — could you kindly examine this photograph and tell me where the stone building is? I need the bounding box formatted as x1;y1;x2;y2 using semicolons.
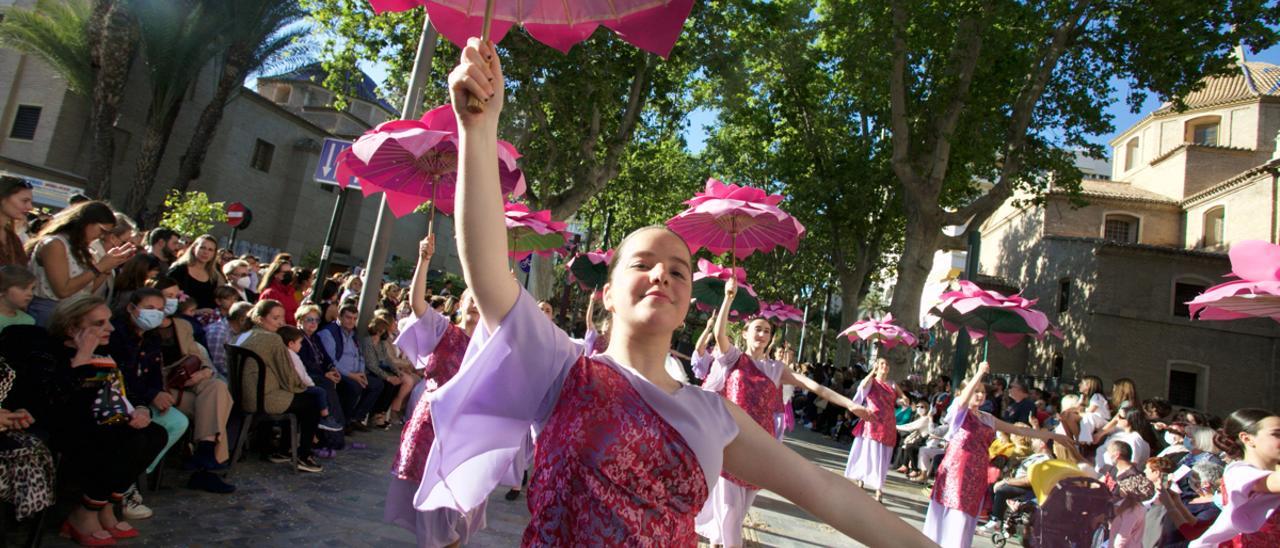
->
962;60;1280;416
0;0;456;276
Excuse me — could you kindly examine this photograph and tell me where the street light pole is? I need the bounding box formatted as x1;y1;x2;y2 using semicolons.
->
356;15;439;329
950;229;982;389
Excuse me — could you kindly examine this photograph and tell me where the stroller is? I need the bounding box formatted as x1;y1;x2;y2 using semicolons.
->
1027;475;1113;547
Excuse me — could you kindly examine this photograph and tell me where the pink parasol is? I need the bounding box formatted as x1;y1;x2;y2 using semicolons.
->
758;300;804;324
924;280;1060;358
504;202;569;260
840;314;918;350
335;104;526;224
567;249;614;291
666;178;806;266
691;258;759;318
368;0;695;58
1188;240;1280;322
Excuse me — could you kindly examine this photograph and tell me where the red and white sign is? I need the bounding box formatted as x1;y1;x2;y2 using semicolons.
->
226;202;250;228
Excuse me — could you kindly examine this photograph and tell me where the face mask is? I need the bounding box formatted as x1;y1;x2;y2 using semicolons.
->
164;298;179;316
281;272;294;285
1183;437;1195;450
1164;432;1180;447
134;308;165;331
235;277;252;289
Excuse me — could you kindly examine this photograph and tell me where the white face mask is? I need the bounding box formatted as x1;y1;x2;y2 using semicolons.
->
133;308;165;331
1164;432;1181;447
235;277;252;290
164;298;179;316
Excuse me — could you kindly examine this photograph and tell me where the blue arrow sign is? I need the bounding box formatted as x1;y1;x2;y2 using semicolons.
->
315;137;359;189
518;255;532;273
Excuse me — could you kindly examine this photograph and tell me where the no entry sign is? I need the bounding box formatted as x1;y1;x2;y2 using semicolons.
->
226;202;252;230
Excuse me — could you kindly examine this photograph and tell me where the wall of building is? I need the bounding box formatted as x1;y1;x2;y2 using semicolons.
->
1183;174;1278;249
1040;195;1182;246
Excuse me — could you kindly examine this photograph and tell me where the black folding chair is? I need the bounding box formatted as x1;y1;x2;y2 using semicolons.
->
224;344;299;476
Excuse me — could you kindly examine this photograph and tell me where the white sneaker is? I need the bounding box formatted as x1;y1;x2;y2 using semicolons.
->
123;486;153;520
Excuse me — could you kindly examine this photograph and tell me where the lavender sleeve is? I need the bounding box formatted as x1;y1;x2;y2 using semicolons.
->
415;289;581;513
700;346;742;393
943;398;970;442
395;308;451;369
582;329;598;355
1190;462;1280;547
690;350;713;380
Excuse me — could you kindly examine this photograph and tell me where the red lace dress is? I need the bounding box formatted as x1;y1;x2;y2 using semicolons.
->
931;404;996;515
392;322;470;482
843;379;898;490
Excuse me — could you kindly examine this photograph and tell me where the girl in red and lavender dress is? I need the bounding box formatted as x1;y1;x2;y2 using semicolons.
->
1190;408;1280;547
384;233;484;547
695;279;875;547
844;356;908;502
924;361;1071;548
413;39;932;548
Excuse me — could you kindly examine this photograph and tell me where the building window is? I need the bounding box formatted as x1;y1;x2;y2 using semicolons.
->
250;139;275;172
1185;115;1221;146
1051;354;1064;378
1124;138;1140;171
8;105;42;140
1103;214;1140;244
1203;206;1225;248
273;85;292;104
1167;362;1208;409
1057;278;1071;313
1172;278;1209;318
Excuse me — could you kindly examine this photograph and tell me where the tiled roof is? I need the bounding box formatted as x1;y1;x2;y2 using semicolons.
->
1155;61;1280;114
259;63;399;115
1045;235;1228;261
1181;157;1280;206
1053;178;1178;205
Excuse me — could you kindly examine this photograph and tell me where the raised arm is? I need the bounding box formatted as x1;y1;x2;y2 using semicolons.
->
956;361;989;409
449;38;518;331
783;369;870;420
714;277;736;353
584;292;597;333
694;309;716;354
410;234;434;318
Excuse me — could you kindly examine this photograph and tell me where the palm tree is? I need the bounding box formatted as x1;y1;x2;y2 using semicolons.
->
0;0;93;94
170;0;311;197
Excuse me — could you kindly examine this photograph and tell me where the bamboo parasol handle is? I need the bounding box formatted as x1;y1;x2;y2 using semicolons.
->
465;0;497;113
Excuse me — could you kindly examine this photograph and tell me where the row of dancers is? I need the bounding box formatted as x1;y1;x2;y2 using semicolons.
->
379;41;1279;547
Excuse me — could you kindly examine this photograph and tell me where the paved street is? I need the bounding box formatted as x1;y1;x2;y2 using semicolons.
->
25;426;994;547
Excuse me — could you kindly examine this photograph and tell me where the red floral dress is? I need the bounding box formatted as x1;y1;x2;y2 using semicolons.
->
931;405;996;516
1226;506;1280;548
715;352;780;490
852;379;898;446
524;357;707;546
392;323;470;482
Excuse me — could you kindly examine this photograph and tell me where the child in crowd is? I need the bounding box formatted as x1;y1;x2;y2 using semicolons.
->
0;265;36;333
278;325;335;429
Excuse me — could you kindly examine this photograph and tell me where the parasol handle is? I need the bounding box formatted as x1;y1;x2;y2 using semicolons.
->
465;0;497;114
426;184;438;238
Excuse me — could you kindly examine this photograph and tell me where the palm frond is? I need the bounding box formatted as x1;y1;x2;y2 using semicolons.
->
0;0;93;95
133;0;224;116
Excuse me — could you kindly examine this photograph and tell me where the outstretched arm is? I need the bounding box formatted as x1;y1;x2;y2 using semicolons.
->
956;361;989;409
714;278;736;353
584;292;597;332
410;234;434;318
450;39;518;331
994;417;1073;446
783;369;870;420
722;402;933;547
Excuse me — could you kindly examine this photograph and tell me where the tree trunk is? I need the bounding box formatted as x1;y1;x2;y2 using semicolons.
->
87;0;136;199
833;238;882;371
126;101;184;222
530;254;555;301
171;58;245;196
885;206;944;369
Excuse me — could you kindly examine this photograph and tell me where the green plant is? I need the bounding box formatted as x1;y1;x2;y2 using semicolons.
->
158;190;226;237
299;250;320;270
385;255;415;283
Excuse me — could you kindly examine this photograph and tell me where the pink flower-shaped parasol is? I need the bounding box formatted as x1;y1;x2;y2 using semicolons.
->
368;0;696;58
666;178;806;263
758;301;804;324
840;314;918;350
504;202;569;260
691;258;759;318
335;104;526;219
924;280;1060;358
567;249;614;291
1188;240;1280;322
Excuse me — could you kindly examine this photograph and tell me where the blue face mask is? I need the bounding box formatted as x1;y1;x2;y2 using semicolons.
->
164;298;179;316
134;308;165;331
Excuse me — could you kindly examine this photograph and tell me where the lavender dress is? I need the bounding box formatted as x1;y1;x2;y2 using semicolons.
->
416;289;739;544
1190;461;1280;547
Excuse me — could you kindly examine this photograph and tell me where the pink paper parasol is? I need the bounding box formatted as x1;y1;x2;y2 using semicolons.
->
567;249;614;291
840;313;918;350
691;259;759;318
335;104;526;223
666;178;806;266
1188;240;1280;322
504;202;569;260
758;300;804;324
924;280;1060;359
368;0;695;58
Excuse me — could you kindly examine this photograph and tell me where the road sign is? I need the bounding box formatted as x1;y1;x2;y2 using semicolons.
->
226;202;251;229
314;137;359;189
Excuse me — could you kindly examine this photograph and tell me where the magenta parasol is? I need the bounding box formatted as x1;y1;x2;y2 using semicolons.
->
840;314;918;350
666;178;806;267
368;0;695;58
1188;240;1280;322
924;280;1060;359
504;202;569;260
567;249;614;291
691;258;759;318
335;104;526;226
758;300;804;324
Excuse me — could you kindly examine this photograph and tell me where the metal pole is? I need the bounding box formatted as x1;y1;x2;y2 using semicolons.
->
797;293;811;362
356;15;439;329
950;229;982;389
228;227;239;251
315;188;349;287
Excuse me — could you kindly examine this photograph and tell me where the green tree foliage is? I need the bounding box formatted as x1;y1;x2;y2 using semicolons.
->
159;190;227;238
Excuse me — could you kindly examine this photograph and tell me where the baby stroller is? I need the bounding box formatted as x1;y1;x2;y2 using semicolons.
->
1011;460;1114;548
989;497;1036;548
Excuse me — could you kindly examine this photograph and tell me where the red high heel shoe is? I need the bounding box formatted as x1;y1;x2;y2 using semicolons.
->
60;521;116;546
108;523;140;539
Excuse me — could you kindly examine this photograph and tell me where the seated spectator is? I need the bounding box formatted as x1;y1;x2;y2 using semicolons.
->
0;265;36;333
25;202;135;326
293;304;345;434
1001;380;1036;425
221;259;257;303
1141;456;1178;547
0;357;55;525
1155;460;1224;546
1108;439;1155;548
1157;422;1192;460
205;288;248;378
339;274;363;304
110;253;161;311
4;294;167;544
894;400;934;477
319;304;384;432
293;268;314;304
363;314;415;429
235;299;323;473
979;436;1054;532
167;234;223;314
257;254;299;326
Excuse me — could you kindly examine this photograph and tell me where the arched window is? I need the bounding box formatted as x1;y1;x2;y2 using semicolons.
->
1103;213;1140;244
1203;206;1225;248
1185;115;1222;146
1124;138;1141;171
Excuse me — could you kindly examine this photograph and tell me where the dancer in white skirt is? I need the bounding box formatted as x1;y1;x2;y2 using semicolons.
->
844;357;907;502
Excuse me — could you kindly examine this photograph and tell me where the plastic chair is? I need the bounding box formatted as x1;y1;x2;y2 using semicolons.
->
224;344;299;477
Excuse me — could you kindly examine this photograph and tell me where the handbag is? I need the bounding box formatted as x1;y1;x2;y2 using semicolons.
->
163;354;204;407
92;369;133;425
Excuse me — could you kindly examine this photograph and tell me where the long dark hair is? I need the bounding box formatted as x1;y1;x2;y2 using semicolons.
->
258;253;292;294
1122;408;1161;452
0;176;32;265
115;253;162;295
25;201;116;269
1215;408;1277;460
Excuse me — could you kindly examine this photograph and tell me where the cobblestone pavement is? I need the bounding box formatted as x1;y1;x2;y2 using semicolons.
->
21;426;994;547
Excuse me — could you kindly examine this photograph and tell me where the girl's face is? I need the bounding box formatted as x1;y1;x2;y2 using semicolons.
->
1241;416;1280;463
538;302;554;319
160;285;181;301
602;229;692;336
1144;463;1162;485
2;281;35;310
195;240;216;264
744;319;773;353
0;188;34;221
274;262;293;281
969;384;987;407
84;221;113;242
